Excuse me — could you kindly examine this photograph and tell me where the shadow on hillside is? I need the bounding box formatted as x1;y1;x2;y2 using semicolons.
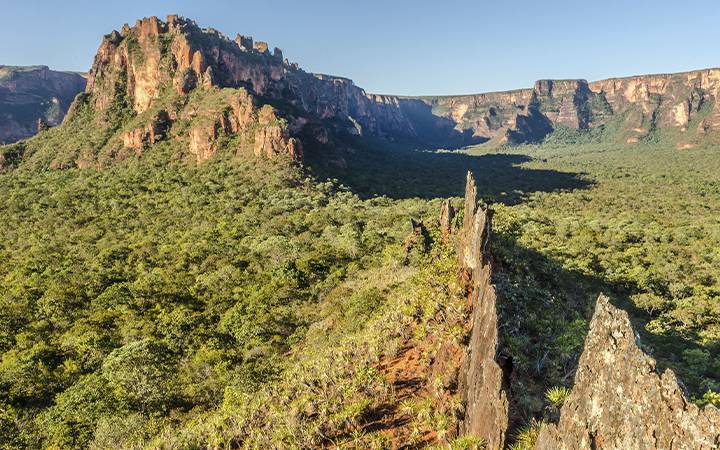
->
306;143;592;203
494;234;717;432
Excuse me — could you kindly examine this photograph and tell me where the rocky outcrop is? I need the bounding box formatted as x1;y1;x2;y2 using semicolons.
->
252;105;301;159
439;199;455;241
85;16;425;141
535;295;720;450
456;172;509;450
0;65;86;144
449;178;720;449
121;110;170;154
77;16;326;164
68;15;472;167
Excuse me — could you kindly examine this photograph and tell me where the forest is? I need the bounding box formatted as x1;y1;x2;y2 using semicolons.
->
0;112;718;448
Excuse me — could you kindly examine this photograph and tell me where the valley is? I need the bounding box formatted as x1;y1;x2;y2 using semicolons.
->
0;14;718;450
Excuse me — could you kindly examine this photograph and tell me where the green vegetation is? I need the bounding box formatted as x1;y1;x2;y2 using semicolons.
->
544;386;571;408
0;77;719;448
507;418;544;450
312;126;719;436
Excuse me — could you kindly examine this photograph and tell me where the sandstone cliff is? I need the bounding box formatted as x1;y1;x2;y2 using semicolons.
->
417;69;720;145
6;16;717;169
4;15;473;169
0;66;86;144
80;16;305;164
535;295;720;450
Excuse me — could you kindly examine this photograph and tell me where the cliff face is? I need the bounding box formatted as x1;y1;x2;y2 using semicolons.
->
6;15;469;169
83;16;438;158
0;66;86;144
535;295;720;450
6;16;717;167
79;16;305;164
418;69;720;145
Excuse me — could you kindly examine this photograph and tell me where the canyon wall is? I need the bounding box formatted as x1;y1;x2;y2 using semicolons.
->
33;15;469;168
5;16;720;157
0;66;86;144
416;69;720;145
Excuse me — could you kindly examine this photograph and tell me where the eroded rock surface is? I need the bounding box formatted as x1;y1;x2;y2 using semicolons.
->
439;199;455;241
536;295;720;450
456;172;509;450
416;69;720;144
45;15;474;168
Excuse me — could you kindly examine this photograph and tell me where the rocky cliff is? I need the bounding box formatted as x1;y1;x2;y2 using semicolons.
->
417;69;720;145
1;15;477;169
535;295;720;450
0;66;86;144
83;15;425;140
5;16;718;169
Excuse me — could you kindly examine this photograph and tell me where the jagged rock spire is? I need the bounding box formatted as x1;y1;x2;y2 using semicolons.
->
536;295;720;450
456;171;509;449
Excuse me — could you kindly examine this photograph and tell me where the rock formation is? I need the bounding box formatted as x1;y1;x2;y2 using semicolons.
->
8;15;718;169
456;172;510;450
535;295;720;450
416;69;720;144
16;15;471;169
0;65;86;144
84;16;428;140
6;15;720;170
439;199;455;241
451;174;720;449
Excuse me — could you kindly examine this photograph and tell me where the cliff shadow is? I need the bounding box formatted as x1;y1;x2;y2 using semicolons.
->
305;140;592;203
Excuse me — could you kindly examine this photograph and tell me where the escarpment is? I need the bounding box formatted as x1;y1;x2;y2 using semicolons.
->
5;15;720;166
455;172;510;449
5;15;470;169
80;16;308;165
534;295;720;450
417;69;720;145
80;16;477;164
0;66;86;144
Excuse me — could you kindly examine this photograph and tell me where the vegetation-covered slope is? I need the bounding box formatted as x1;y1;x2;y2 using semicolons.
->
2;117;718;449
0;145;453;447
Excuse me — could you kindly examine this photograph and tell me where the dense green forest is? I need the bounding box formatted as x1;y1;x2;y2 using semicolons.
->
0;121;718;448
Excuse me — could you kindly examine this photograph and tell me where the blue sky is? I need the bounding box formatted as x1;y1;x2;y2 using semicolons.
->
3;0;720;95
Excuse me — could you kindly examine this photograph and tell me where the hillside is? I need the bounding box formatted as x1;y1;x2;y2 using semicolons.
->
0;15;718;450
0;65;86;144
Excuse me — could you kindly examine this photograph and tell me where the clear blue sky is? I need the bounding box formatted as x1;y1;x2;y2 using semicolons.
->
3;0;720;95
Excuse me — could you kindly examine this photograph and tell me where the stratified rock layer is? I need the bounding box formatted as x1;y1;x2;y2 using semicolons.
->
456;172;509;450
0;66;86;143
417;69;720;144
536;295;720;450
32;15;472;169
